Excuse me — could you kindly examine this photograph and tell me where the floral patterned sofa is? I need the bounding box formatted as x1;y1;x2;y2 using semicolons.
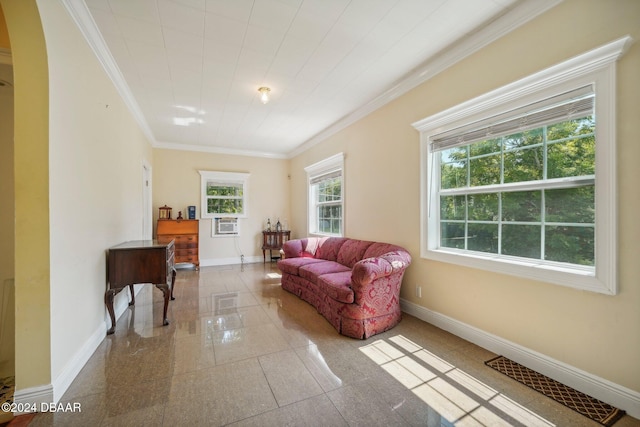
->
277;237;412;339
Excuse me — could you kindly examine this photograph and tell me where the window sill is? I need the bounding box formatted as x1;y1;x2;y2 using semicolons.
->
423;248;614;295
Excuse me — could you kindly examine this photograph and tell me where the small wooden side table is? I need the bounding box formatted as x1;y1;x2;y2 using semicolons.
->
261;230;290;262
105;240;176;335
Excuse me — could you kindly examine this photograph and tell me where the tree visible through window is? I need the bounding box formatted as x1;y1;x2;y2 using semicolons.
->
305;153;344;236
413;36;631;294
198;171;249;218
206;182;244;215
315;176;342;234
439;112;595;265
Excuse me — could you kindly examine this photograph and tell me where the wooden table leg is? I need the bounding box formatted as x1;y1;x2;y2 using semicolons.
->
128;284;135;306
155;283;171;326
105;289;117;335
170;267;177;300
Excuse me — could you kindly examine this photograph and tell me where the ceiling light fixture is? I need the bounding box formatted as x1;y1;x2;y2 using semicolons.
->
258;86;271;104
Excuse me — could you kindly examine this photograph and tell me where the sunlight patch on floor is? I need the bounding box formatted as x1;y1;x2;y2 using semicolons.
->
360;336;555;426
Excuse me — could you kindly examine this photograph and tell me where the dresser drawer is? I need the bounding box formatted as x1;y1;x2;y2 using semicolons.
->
173;235;198;244
157;219;198;234
176;254;198;264
176;248;198;257
157;235;175;244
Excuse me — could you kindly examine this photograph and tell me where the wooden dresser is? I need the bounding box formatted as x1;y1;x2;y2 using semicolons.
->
157;219;199;268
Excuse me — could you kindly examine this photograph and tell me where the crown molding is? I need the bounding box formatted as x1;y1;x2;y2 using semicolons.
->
153;140;288;159
60;0;156;145
287;0;563;158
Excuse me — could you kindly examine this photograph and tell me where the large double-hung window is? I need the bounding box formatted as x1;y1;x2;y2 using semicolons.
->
413;37;631;295
436;87;595;264
305;153;344;236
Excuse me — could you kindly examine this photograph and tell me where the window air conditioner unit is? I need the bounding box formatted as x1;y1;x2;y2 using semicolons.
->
217;217;238;235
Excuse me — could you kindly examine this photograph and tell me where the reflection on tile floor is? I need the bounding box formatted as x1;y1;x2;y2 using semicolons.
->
29;263;639;426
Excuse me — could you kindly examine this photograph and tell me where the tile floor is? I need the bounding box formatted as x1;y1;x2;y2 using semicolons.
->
27;262;639;426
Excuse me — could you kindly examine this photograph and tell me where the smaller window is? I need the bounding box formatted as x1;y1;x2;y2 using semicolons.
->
305;153;344;236
198;171;249;218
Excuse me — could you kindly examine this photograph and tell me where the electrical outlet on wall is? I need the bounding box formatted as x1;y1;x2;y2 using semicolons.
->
416;285;422;298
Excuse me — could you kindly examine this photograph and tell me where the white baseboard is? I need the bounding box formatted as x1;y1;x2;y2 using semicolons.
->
401;298;640;419
14;285;142;410
200;256;263;267
12;383;53;414
51;321;105;402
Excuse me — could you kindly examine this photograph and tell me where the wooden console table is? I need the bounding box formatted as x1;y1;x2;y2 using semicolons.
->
105;240;177;335
261;230;290;262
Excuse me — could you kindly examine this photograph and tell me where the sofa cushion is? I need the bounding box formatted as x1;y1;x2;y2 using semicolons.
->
337;239;374;268
299;261;350;283
277;257;326;276
317;271;354;303
315;238;348;262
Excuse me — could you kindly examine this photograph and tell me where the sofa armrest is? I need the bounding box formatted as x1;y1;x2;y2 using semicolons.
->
282;239;304;258
351;251;412;287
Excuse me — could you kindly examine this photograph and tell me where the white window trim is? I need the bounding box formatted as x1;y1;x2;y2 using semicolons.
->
198;171;250;219
412;36;632;295
304;153;345;237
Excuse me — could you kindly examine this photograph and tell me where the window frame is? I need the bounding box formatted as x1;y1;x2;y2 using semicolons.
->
305;153;345;237
198;171;249;219
412;37;632;295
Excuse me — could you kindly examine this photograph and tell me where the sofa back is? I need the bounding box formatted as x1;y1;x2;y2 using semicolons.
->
282;237;408;269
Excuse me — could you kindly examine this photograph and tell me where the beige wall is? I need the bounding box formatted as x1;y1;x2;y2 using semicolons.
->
0;63;12;301
153;149;290;263
1;0;51;392
0;62;14;378
3;0;154;396
37;0;154;386
290;0;640;393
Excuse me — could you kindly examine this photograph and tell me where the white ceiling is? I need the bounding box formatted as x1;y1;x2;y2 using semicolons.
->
68;0;559;158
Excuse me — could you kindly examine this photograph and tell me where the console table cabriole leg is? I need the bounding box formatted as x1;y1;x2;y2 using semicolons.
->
170;267;177;300
105;289;117;335
155;283;171;326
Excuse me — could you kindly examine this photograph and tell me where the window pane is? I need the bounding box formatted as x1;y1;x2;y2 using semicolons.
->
469;138;500;156
441;147;467;189
503;146;544;183
547;116;595;142
441;222;465;249
318;205;342;234
545;187;594;223
502;224;540;259
317;178;341;202
502;191;541;222
468;193;499;221
545;225;594;266
208;198;242;214
547;136;595;179
207;183;242;196
470;153;500;186
440;195;466;220
503;128;543;149
468;223;498;253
